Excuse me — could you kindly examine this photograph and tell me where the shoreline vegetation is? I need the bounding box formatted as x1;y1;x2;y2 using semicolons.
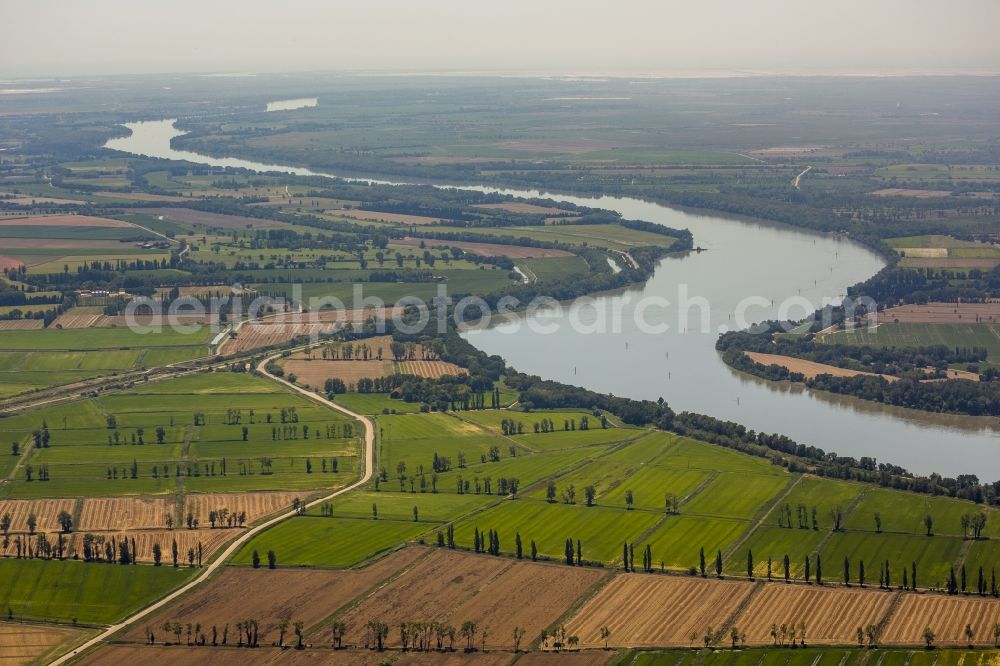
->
718;323;1000;417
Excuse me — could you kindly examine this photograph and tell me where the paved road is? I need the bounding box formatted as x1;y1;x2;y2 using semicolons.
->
49;350;376;665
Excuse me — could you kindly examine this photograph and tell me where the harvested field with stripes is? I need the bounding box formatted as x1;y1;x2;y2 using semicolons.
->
0;499;76;534
223;322;337;353
50;308;105;329
78;496;174;531
734;584;897;645
882;593;1000;646
398;360;467;378
565;574;754;648
183;491;307;527
61;528;234;564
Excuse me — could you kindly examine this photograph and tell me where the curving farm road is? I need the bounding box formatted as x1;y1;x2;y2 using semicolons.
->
50;350;376;665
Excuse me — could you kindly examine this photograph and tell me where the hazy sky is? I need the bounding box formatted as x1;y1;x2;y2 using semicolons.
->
2;0;999;78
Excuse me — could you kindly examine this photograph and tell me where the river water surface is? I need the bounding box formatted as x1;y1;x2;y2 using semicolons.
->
105;117;1000;479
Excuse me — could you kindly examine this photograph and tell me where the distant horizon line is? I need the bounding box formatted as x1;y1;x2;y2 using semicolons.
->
2;66;1000;84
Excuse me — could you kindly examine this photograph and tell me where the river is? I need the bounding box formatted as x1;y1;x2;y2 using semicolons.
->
105;117;1000;479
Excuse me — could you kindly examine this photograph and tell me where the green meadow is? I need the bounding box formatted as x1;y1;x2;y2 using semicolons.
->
0;559;193;624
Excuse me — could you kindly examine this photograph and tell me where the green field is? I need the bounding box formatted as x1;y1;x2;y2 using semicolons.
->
0;372;361;498
311;489;494;523
0;347;212;398
0;559;192;624
231;516;431;567
519;255;590;282
0;326;214;351
330;392;425;415
682;473;790;520
777;477;866;523
844;488;1000;538
821;323;1000;361
453;498;662;563
818;531;965;588
642;515;751;571
729;525;829;577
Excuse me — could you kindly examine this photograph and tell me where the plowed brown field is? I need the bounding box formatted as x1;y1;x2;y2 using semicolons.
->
78;497;174;531
745;352;897;382
283;359;393;388
184;492;307;527
0;499;76;534
882;593;1000;646
0;621;91;665
338;549;604;649
733;584;897;645
122;547;426;644
565;574;754;647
